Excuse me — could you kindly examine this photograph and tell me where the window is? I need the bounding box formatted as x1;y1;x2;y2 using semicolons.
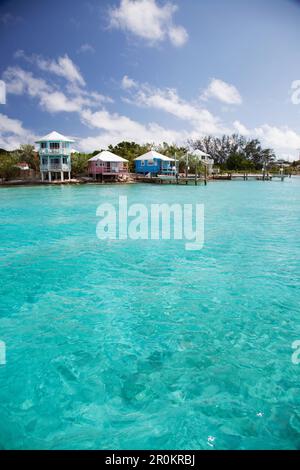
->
62;142;69;149
41;142;47;149
62;157;68;164
42;158;47;165
50;142;60;149
147;159;155;166
53;158;60;164
141;160;145;166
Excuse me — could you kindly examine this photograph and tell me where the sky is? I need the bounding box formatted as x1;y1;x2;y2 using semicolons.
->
1;0;300;159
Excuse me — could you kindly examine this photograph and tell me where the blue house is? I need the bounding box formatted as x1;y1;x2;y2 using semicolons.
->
134;150;176;176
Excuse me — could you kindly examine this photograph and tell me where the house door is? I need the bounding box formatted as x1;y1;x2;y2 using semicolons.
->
111;163;118;173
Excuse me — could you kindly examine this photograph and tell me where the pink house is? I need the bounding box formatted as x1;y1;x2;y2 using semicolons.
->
88;151;129;180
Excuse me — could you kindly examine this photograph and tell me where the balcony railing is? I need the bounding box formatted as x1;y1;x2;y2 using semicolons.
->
102;166;128;174
40;163;70;171
39;148;71;155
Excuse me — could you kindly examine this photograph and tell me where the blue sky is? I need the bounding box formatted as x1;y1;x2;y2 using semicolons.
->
1;0;300;158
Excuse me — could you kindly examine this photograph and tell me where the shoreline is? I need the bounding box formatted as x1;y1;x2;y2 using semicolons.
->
0;179;138;187
0;174;297;188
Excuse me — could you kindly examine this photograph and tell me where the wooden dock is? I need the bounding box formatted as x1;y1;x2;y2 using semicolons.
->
136;175;207;185
212;173;290;181
135;172;291;186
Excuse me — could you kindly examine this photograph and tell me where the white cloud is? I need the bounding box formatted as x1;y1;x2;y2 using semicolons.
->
0;113;35;150
233;120;250;136
3;64;111;114
80;107;189;148
77;81;231;152
122;79;229;134
168;25;188;47
3;62;227;148
10;53;113;111
2;67;75;114
0;113;26;136
77;117;188;152
4;55;300;158
36;54;86;87
254;124;300;152
109;0;188;47
201;78;242;105
65;83;113;107
39;91;81;113
233;120;300;156
15;51;85;86
0;134;29;150
121;75;138;90
81;108;146;134
77;43;95;54
3;66;50;97
0;80;6;104
0;12;23;25
290;80;300;105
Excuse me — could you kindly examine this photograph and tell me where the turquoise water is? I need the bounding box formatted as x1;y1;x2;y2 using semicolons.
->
0;179;300;450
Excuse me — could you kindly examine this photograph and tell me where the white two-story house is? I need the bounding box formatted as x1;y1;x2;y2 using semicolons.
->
35;131;74;182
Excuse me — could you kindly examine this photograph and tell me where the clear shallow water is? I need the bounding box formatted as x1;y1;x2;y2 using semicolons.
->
0;179;300;450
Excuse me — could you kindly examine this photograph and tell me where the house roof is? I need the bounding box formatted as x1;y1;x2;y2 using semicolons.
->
15;162;30;170
189;149;211;157
189;149;214;163
35;131;75;143
134;150;175;162
88;150;128;163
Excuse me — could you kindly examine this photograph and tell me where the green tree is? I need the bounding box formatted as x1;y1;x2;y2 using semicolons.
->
108;141;151;171
225;153;254;171
156;142;187;158
188;134;276;170
244;140;275;170
91;150;103;157
0;153;20;181
71;153;91;177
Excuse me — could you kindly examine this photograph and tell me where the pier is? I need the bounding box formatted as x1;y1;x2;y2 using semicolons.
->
212;172;290;181
136;171;290;185
136;175;207;185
